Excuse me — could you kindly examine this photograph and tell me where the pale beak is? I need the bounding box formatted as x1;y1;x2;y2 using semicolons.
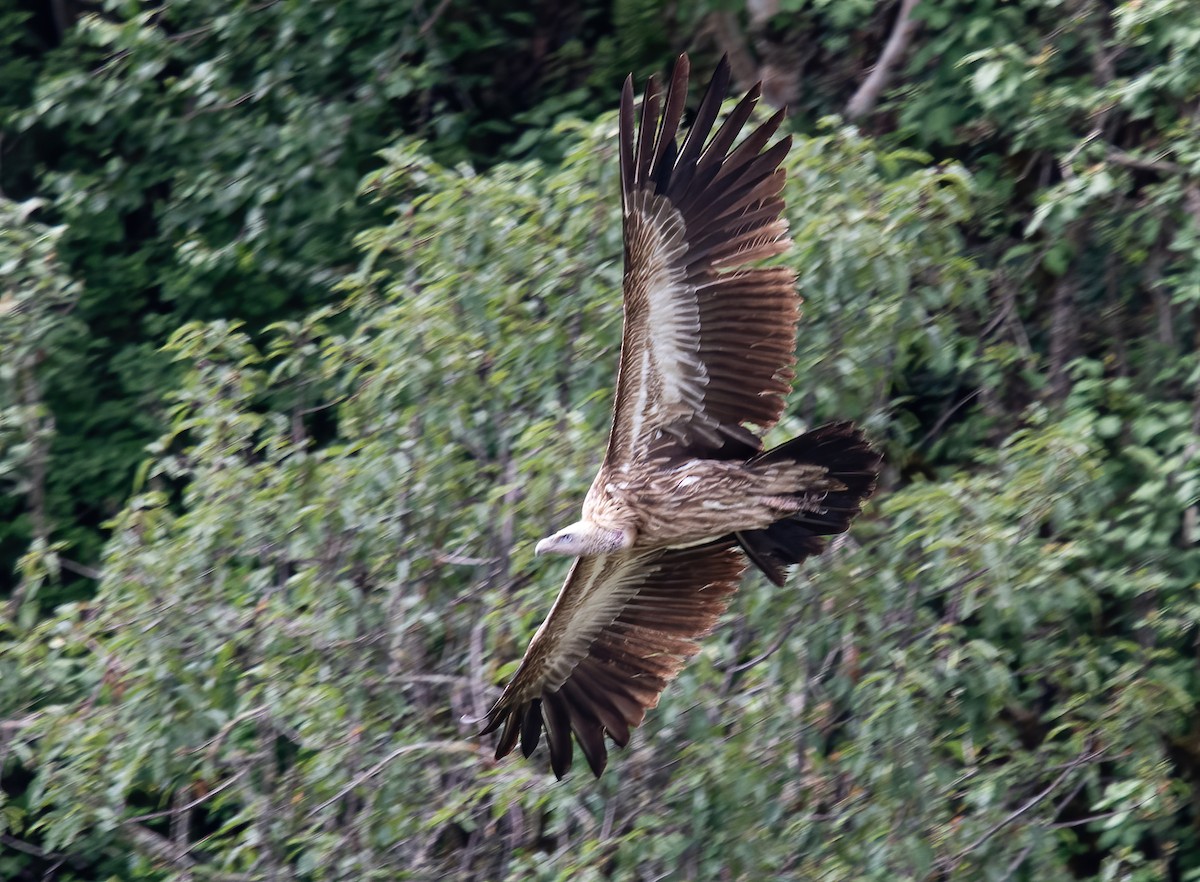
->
534;537;554;555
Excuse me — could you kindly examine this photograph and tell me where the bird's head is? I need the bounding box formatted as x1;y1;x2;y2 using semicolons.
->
535;523;632;557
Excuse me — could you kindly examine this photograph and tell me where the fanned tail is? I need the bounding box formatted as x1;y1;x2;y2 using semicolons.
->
735;422;880;586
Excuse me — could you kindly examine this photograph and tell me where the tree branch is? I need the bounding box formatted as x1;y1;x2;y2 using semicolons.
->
306;740;487;818
724;614;801;674
1107;149;1188;177
418;0;453;37
703;11;759;91
1046;224;1084;405
122;822;198;869
0;713;41;734
59;557;102;580
846;0;922;120
122;770;247;824
942;744;1103;873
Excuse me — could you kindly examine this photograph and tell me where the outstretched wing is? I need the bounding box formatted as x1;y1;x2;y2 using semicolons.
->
481;541;746;778
606;54;799;466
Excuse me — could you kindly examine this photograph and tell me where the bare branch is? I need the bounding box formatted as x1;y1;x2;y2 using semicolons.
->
434;551;498;567
724;614;801;674
122;821;256;881
942;744;1103;872
917;388;982;450
418;0;453;37
306;740;488;818
846;0;922;120
1046;226;1083;405
702;11;759;90
123;822;198;869
0;833;52;859
0;714;41;734
60;557;102;580
196;704;269;761
1107;149;1188;177
122;770;248;824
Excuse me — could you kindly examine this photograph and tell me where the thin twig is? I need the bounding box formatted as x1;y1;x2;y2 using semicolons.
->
1059;128;1102;176
1107;149;1188;177
726;615;802;674
306;740;487;818
999;843;1035;881
418;0;453;36
122;769;247;824
197;705;269;761
60;557;102;580
942;745;1103;872
917;388;982;450
1046;791;1161;831
0;714;42;733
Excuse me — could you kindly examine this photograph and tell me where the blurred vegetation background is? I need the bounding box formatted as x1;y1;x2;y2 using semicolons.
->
0;0;1197;879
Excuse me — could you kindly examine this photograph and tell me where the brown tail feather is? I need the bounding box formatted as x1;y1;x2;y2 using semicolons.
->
736;422;880;585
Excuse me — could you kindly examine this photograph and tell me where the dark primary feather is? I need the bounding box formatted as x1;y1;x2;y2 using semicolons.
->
606;53;799;465
481;542;744;779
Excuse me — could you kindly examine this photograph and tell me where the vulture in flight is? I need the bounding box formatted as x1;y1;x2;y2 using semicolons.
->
481;54;881;778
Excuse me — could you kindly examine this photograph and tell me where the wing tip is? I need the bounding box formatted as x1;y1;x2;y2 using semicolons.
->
673;51;691;79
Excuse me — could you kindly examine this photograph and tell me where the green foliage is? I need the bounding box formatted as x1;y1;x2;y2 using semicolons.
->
2;1;1200;879
784;130;981;455
0;0;661;609
0;199;82;606
0;3;37;117
900;0;1200;370
8;1;433;588
4;95;1198;876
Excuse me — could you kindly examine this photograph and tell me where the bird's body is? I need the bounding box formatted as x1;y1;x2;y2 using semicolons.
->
583;456;845;549
481;54;882;778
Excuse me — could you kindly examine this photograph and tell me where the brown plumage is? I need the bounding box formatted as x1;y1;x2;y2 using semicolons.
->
481;54;882;778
